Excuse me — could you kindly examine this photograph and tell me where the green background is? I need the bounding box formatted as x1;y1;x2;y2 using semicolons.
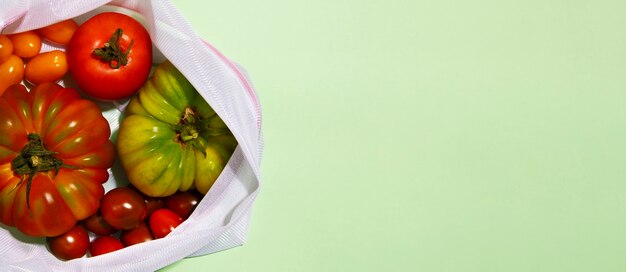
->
164;1;626;271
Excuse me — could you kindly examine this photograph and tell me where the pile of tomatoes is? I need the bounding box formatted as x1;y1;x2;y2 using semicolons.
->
0;11;237;261
48;187;202;260
0;20;73;94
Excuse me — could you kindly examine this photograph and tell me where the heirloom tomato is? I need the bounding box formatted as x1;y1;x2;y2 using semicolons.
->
0;83;115;237
117;61;237;197
67;12;152;100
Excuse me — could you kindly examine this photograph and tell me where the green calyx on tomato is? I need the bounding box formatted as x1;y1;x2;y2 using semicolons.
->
67;12;152;100
93;28;133;69
11;134;74;209
117;61;237;197
171;106;232;158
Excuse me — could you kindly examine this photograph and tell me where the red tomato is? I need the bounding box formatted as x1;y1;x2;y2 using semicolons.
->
67;12;152;100
149;209;183;239
100;187;147;230
89;236;124;257
83;212;117;236
143;194;165;218
120;222;154;247
165;191;202;219
0;83;115;237
47;224;89;260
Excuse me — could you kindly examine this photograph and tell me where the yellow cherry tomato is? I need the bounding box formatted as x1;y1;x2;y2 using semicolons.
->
37;19;78;45
25;50;68;85
0;55;25;96
0;35;13;63
8;31;42;58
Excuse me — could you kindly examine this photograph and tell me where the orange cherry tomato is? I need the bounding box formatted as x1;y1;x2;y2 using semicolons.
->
0;35;13;63
25;50;68;85
0;55;24;96
37;19;78;45
8;31;42;58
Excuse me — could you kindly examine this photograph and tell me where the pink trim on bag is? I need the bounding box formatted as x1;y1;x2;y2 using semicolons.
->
202;41;262;129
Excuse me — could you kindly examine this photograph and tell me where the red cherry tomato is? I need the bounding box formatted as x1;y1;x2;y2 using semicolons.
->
83;212;117;236
143;194;165;218
165;190;202;219
149;209;183;239
89;236;124;257
100;187;147;230
47;224;89;260
120;222;154;247
67;12;152;100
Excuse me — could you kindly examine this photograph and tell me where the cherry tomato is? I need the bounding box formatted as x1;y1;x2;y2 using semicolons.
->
8;31;41;58
0;55;24;96
165;191;202;219
149;209;183;239
0;35;13;63
24;50;67;85
37;19;78;45
83;212;117;236
47;224;90;260
67;12;152;100
143;194;165;218
120;222;154;247
89;236;124;257
100;187;147;230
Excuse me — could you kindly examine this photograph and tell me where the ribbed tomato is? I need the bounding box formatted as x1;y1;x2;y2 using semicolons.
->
117;61;237;197
0;83;115;237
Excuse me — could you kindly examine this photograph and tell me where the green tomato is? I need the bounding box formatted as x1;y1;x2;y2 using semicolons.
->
117;61;237;197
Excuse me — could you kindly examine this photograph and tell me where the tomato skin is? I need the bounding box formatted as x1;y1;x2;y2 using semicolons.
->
25;50;68;85
0;83;114;237
67;12;152;100
100;187;147;230
8;31;41;58
0;35;13;63
165;190;202;219
117;61;237;197
37;19;78;45
47;224;89;260
149;208;183;239
120;222;154;247
142;194;165;218
0;55;24;96
83;212;117;236
89;236;124;257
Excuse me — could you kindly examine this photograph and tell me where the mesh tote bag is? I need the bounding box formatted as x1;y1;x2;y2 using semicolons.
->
0;0;263;271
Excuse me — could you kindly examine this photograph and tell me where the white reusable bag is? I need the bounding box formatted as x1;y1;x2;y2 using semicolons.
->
0;0;263;271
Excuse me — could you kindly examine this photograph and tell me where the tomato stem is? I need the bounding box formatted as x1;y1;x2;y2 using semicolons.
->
173;107;234;158
11;134;75;210
93;28;134;69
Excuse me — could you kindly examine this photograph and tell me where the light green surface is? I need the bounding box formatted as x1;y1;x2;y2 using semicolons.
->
163;1;626;271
